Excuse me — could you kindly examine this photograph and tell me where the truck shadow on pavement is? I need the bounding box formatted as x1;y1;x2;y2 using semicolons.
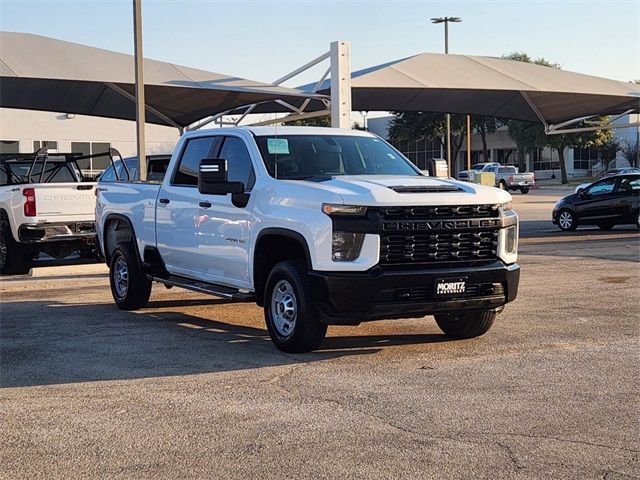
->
0;299;450;389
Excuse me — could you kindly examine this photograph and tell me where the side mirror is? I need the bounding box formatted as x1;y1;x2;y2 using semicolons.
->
198;159;244;195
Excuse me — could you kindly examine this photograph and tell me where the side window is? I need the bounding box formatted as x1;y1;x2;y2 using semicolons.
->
172;137;216;186
587;178;616;196
218;136;255;189
617;176;640;192
100;165;117;182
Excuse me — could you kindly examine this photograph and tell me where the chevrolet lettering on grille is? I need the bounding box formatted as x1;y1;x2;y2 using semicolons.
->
383;218;502;231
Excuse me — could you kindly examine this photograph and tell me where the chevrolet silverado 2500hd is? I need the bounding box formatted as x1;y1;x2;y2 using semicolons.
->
0;150;104;274
96;127;520;353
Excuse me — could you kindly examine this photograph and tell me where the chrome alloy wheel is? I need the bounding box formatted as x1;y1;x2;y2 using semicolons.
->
113;256;129;299
559;211;573;230
270;280;297;338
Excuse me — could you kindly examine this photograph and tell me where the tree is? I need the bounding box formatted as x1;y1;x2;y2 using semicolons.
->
388;112;467;175
621;140;639;167
504;120;546;172
544;122;613;183
473;116;500;163
286;115;331;127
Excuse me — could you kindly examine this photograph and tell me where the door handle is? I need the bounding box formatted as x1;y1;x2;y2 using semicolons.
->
159;198;170;204
199;201;212;208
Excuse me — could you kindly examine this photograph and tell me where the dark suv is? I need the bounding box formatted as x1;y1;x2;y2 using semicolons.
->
552;174;640;231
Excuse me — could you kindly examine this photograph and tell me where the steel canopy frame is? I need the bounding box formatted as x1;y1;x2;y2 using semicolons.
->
186;41;351;131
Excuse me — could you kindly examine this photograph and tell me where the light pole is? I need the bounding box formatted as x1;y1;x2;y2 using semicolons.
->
431;16;461;176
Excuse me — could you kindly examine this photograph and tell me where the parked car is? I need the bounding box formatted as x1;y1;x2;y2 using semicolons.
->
98;154;171;183
553;173;640;231
485;165;535;194
0;151;104;274
96;127;520;353
575;168;640;193
457;162;500;181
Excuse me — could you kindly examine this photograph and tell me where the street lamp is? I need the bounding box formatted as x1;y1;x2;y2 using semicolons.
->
431;16;462;175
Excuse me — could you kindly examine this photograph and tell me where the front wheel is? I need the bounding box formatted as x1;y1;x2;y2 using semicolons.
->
557;209;577;231
498;181;507;190
109;242;152;310
434;310;496;339
264;260;327;353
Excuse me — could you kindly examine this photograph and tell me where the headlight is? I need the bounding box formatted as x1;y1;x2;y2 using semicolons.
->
322;204;367;216
332;231;365;261
501;201;513;212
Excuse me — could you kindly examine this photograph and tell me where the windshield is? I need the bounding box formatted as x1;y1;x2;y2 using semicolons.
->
255;134;420;179
472;164;485;171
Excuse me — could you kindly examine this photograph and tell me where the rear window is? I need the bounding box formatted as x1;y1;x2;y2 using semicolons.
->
499;167;517;174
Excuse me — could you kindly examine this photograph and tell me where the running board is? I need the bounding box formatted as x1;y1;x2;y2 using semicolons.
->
148;275;255;302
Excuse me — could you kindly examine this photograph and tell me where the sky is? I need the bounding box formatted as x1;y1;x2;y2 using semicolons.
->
1;0;639;89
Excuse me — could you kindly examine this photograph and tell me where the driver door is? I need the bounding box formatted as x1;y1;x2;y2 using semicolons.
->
576;177;618;222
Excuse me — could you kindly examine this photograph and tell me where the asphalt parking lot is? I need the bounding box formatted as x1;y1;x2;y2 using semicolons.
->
1;188;638;479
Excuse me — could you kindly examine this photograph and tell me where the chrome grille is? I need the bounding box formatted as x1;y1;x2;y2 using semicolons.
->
380;231;498;265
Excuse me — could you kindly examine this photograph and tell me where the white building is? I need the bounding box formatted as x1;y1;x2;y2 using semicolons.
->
0;107;179;173
368;114;639;179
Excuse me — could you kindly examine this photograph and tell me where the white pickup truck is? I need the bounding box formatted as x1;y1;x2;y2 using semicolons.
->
96;127;520;353
486;165;535;194
0;151;99;274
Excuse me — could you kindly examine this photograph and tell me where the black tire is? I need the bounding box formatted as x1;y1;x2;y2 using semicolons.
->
264;260;327;353
498;181;507;190
636;210;640;231
0;224;31;275
109;242;151;310
520;187;530;194
557;209;577;231
597;223;615;231
435;310;496;339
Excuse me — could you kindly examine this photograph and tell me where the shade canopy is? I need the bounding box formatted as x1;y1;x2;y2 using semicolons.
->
0;32;321;128
327;53;640;124
242;52;639;126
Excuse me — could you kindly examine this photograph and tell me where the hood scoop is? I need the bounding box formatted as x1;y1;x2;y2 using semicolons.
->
389;185;462;193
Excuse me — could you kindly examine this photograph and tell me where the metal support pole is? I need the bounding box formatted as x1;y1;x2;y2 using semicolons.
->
330;41;352;129
466;115;471;171
446;115;452;175
133;0;147;181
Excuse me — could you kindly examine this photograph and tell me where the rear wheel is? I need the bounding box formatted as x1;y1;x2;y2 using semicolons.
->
636;210;640;230
520;187;530;194
264;260;327;353
0;224;30;275
109;242;151;310
557;209;577;231
435;310;496;339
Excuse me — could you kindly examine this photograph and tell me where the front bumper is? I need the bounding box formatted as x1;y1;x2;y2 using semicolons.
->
18;222;96;243
308;261;520;324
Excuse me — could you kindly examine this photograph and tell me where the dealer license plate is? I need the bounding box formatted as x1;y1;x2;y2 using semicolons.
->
434;278;468;298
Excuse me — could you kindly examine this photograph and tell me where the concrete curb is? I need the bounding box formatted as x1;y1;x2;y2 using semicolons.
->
29;263;109;278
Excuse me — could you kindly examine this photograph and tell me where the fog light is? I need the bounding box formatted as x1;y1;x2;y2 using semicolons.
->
505;225;518;254
332;232;365;261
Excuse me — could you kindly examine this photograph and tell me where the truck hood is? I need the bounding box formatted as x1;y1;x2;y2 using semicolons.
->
296;175;511;206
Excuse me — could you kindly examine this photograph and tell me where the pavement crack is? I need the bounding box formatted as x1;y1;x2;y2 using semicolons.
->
469;431;640;454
